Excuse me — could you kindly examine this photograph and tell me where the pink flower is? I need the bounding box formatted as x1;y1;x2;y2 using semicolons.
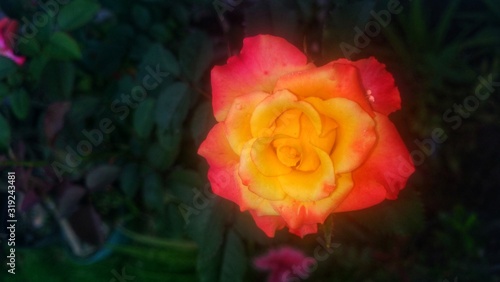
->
254;246;316;282
0;17;26;65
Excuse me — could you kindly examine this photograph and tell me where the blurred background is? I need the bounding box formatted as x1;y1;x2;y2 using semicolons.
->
0;0;499;281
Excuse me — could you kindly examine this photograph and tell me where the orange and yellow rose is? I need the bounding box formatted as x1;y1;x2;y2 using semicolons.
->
198;35;414;237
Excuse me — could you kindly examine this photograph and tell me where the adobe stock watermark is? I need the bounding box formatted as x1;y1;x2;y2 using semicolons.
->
110;267;135;282
9;0;70;46
340;0;405;59
177;183;217;224
51;65;170;181
384;74;500;184
213;0;243;21
281;240;341;282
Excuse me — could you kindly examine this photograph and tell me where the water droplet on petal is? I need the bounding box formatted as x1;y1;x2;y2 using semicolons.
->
366;89;375;103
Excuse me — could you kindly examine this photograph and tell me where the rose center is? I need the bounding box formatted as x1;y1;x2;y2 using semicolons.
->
276;144;301;167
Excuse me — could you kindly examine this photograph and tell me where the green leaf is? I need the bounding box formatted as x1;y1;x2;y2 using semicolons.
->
149;23;171;43
45;32;82;60
187;199;235;282
6;72;22;88
132;5;151;29
156;128;181;166
118;226;197;253
234;212;268;245
194;212;224;281
57;0;101;31
179;31;213;82
17;37;41;56
129;34;153;62
10;88;30;120
147;143;171;170
133;98;155;139
166;169;206;206
434;0;461;49
112;243;197;274
120;163;140;198
187;199;225;259
0;114;10;150
28;55;49;83
157;126;181;147
33;14;54;44
220;230;246;282
0;56;18;79
190;102;213;146
68;96;100;122
142;172;164;210
0;83;8;101
41;62;76;99
85;164;120;191
483;0;500;18
139;43;179;79
155;82;189;130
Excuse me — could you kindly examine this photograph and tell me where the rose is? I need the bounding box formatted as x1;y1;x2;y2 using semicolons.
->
0;17;26;66
254;246;315;282
198;35;414;237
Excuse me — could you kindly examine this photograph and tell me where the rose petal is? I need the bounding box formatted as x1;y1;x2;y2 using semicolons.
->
335;113;414;212
211;35;311;121
278;147;335;202
0;18;9;31
0;18;25;66
295;114;335;172
289;223;318;238
208;164;278;217
250;137;292;176
301;114;337;154
251;90;321;138
306;97;377;174
272;173;353;229
198;123;239;168
239;139;287;200
199;123;241;205
273;109;302;138
337;57;401;115
225;91;269;154
249;211;286;237
274;62;374;116
272;137;303;167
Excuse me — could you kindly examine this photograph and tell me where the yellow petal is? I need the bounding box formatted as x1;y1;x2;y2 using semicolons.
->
250;137;292;176
238;139;287;200
306;97;376;174
300;114;337;154
271;173;354;229
250;90;322;138
273;109;302;138
303;172;354;223
278;147;335;202
272;137;303;167
295;113;336;172
295;142;320;172
225;91;269;154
